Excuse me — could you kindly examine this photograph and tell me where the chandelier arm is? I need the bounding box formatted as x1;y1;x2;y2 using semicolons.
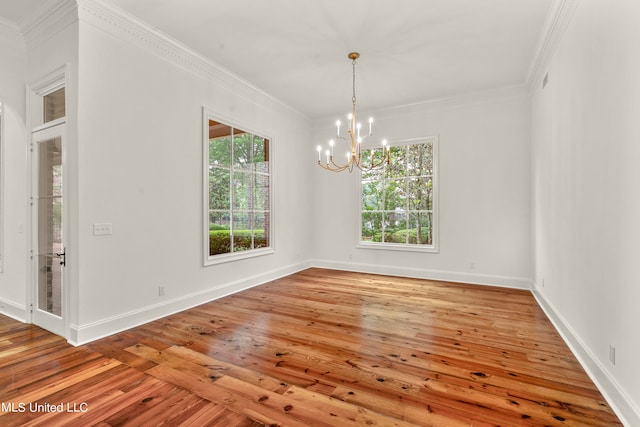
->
318;160;351;173
329;156;349;170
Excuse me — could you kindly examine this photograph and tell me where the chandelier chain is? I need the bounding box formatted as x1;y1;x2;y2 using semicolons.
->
352;58;357;107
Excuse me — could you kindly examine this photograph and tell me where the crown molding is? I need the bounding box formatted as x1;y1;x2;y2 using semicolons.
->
0;17;24;46
76;0;307;120
314;84;530;127
20;0;78;48
526;0;581;90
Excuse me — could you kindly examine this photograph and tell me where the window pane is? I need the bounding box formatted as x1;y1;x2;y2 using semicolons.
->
362;180;384;211
409;212;433;245
407;177;432;211
43;87;65;123
253;137;269;170
232;213;251;252
233;132;252;170
361;148;388;180
385;146;406;178
210;136;232;167
407;143;433;176
362;212;382;242
383;211;406;243
253;173;269;210
209;211;230;256
383;179;406;211
254;212;269;249
209;211;230;228
209;167;230;210
233;171;251;210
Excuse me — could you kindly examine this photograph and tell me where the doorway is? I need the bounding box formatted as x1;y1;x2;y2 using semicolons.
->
31;121;66;337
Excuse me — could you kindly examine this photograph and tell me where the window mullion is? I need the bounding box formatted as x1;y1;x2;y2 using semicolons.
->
382;168;387;243
249;133;255;250
405;145;410;245
229;129;235;252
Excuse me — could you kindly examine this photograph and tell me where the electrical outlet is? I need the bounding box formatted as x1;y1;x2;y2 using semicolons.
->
609;345;616;365
158;286;165;297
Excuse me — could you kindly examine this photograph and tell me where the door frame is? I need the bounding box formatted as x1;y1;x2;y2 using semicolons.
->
30;118;68;338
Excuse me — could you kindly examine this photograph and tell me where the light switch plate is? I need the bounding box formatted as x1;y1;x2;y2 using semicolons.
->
94;223;113;235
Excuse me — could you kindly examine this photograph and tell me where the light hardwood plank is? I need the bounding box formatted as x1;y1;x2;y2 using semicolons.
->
0;268;623;425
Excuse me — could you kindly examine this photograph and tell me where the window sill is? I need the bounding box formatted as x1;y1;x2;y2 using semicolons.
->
204;247;274;266
356;242;439;254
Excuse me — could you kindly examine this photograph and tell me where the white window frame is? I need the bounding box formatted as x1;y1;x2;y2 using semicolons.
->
357;136;439;253
29;66;66;130
202;108;274;266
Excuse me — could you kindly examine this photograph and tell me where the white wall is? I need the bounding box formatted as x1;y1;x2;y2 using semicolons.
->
531;0;640;424
312;88;532;288
0;26;29;320
70;13;313;343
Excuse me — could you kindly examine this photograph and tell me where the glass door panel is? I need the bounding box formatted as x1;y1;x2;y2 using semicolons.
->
37;137;63;317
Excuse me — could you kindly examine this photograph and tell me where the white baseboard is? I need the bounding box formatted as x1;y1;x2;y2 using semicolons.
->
0;297;28;323
68;261;312;346
532;288;639;427
311;259;533;290
68;260;529;345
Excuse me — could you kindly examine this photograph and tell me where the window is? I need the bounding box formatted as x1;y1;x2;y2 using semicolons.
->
43;87;65;123
204;113;272;264
360;137;438;252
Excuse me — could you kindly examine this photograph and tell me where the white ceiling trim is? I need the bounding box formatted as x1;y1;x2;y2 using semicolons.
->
0;17;24;46
525;0;581;90
313;84;530;129
20;0;78;48
77;0;308;120
368;84;530;123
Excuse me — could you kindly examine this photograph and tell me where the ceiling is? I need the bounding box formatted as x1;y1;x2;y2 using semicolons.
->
0;0;51;25
1;0;553;119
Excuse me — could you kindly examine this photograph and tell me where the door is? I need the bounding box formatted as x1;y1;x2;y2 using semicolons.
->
32;121;66;337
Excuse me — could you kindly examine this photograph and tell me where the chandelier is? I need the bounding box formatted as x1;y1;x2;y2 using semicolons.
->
316;52;390;173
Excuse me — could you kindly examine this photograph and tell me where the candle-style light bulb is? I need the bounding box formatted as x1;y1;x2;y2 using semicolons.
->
329;139;335;157
382;139;390;164
317;145;322;161
368;117;373;135
325;149;330;165
356;122;362;139
336;120;341;137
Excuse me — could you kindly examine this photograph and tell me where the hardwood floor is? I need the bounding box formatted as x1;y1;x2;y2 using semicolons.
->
0;268;622;426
